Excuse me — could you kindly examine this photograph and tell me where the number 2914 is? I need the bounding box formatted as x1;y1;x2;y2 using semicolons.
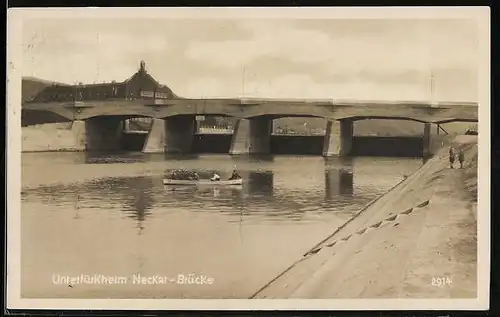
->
431;276;452;287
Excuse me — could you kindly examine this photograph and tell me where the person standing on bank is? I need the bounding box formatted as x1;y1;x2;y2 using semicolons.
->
449;147;455;169
458;148;465;169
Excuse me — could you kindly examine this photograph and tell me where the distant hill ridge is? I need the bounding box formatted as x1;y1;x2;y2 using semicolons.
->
22;76;70;85
22;77;70;102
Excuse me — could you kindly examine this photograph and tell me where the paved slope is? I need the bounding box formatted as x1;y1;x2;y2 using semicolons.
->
253;135;478;299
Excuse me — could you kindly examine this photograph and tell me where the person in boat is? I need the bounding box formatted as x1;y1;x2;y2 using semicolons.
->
169;170;179;180
229;169;241;180
189;171;199;181
210;172;221;181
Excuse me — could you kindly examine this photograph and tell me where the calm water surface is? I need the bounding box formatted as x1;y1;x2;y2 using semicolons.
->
21;152;422;298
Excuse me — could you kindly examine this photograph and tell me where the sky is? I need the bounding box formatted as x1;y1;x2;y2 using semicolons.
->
22;17;480;101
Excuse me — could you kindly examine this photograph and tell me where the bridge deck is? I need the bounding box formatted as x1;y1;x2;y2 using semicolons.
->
23;98;479;108
22;98;478;125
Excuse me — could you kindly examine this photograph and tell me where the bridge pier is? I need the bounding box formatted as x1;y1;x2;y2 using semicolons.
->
71;120;87;151
142;117;196;153
164;116;196;153
325;169;354;199
229;118;272;155
142;119;165;153
423;123;432;158
422;123;449;158
322;119;353;157
85;117;125;151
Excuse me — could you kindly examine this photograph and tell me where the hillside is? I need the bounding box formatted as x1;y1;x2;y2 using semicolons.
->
22;77;69;102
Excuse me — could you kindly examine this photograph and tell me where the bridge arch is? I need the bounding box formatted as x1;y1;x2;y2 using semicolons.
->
154;100;241;119
433;118;478;124
345;115;478;125
245;113;327;120
346;115;430;124
158;112;239;119
83;114;153;121
243;107;330;120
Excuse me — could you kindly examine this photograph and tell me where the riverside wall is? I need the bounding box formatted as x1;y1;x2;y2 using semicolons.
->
252;135;478;299
22;123;84;152
22;123;450;157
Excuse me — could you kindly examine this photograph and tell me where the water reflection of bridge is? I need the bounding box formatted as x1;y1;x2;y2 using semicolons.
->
24;166;365;231
100;169;354;227
86;177;156;232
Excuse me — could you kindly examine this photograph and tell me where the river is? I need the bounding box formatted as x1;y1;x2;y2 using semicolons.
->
21;152;423;299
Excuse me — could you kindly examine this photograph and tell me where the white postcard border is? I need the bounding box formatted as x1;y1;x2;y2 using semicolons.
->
6;6;491;311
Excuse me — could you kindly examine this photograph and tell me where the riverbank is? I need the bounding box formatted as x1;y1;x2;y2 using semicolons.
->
22;123;84;152
253;134;478;299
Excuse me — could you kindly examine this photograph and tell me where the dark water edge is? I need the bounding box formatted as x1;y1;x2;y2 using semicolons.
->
118;134;428;157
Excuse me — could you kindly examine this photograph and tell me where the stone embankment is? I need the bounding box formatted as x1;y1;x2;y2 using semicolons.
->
22;122;85;152
252;135;478;299
21;121;465;153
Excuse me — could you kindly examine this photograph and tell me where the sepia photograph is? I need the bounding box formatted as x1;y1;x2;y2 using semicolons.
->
7;7;490;311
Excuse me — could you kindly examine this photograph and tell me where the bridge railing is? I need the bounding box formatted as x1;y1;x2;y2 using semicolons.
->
273;128;326;136
125;118;152;132
197;127;234;134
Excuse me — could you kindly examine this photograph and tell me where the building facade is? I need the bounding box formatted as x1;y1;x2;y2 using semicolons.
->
27;61;177;103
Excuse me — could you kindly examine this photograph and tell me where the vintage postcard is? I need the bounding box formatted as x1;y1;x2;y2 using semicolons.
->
7;6;490;311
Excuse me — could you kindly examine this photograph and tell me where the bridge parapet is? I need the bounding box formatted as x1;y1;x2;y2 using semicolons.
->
332;99;478;108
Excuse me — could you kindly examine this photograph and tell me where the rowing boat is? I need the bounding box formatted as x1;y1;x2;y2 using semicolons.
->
163;178;243;186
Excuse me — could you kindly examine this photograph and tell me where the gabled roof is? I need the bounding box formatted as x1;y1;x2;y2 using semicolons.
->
122;64;179;98
124;69;158;85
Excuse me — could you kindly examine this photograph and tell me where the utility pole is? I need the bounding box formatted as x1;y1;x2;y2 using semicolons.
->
430;72;435;107
429;71;440;134
242;65;246;97
96;32;101;85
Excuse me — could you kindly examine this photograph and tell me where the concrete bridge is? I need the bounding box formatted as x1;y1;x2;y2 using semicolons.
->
23;98;478;123
22;62;478;157
22;98;478;157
